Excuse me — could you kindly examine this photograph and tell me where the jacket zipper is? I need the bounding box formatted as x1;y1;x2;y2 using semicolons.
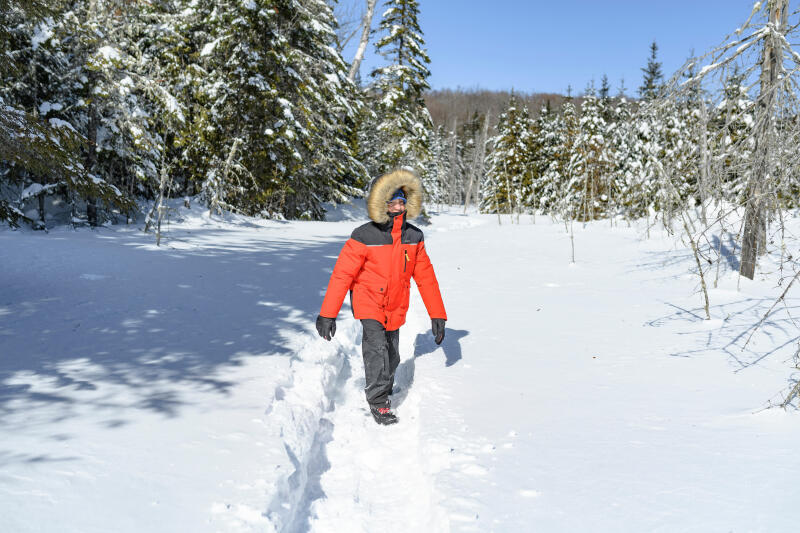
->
404;250;409;272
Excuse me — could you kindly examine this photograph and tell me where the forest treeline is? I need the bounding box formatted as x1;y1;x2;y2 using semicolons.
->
2;0;800;288
0;0;438;226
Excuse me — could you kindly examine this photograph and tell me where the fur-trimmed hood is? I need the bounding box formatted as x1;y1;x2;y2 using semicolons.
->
366;169;423;224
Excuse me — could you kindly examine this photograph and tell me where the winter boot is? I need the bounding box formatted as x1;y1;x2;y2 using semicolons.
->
369;402;398;425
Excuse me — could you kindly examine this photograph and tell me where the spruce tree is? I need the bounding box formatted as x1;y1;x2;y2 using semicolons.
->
607;97;636;218
0;0;137;227
533;104;562;213
654;98;695;219
599;74;613;121
711;67;754;202
553;98;580;220
481;93;533;216
632;101;665;220
571;83;611;221
639;41;663;100
423;125;448;205
179;0;364;219
370;0;433;183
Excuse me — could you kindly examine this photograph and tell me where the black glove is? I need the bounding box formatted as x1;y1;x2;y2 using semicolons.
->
316;315;336;341
431;318;446;345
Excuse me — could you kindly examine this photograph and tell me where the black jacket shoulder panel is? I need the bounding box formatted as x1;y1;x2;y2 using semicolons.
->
402;222;424;244
351;221;392;245
350;219;423;246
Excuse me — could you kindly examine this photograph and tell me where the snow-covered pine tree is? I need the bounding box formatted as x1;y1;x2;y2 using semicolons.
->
551;97;581;221
652;97;696;224
570;83;611;221
481;93;533;218
129;0;197;196
286;0;367;218
630;101;663;224
604;98;624;220
709;67;754;203
607;97;643;220
0;0;135;227
444;124;467;205
183;0;365;219
624;42;670;225
524;105;545;216
423;124;447;205
63;1;165;203
533;102;563;214
369;0;433;186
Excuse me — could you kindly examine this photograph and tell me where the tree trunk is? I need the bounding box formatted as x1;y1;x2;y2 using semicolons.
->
347;0;377;83
86;102;99;227
37;191;45;228
463;112;489;214
698;97;710;226
86;0;99;224
448;121;458;205
740;0;787;279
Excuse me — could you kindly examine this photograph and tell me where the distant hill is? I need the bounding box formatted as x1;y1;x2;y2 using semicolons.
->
424;88;572;132
424;88;637;133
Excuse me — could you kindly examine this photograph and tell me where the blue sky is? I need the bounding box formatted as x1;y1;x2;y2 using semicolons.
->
340;0;759;96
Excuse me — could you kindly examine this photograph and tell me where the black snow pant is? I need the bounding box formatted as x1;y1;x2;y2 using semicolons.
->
361;319;400;408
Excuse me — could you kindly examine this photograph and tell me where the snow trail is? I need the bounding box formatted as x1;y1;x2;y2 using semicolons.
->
304;307;447;532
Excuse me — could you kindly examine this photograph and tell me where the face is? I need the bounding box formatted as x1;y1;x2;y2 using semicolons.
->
386;199;406;214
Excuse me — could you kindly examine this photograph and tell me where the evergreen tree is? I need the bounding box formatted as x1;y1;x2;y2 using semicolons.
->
609;97;650;218
599;74;611;102
177;0;364;219
710;67;754;202
552;98;580;220
532;104;562;212
370;0;433;183
654;98;696;219
599;73;613;121
481;93;533;216
570;83;611;221
65;1;165;199
446;125;467;205
639;41;663;100
423;124;447;204
0;0;138;227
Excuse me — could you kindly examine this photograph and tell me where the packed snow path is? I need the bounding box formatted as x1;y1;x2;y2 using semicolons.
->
2;204;800;532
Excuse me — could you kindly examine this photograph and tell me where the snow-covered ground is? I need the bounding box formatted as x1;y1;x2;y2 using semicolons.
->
2;200;800;532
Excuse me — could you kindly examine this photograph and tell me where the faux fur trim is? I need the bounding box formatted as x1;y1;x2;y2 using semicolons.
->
366;169;423;223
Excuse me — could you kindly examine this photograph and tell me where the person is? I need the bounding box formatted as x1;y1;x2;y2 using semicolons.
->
316;169;447;425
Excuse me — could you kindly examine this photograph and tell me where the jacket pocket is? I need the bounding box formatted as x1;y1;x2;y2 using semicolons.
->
353;282;387;312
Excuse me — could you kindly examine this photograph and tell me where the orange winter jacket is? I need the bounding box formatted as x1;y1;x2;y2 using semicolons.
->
320;212;447;331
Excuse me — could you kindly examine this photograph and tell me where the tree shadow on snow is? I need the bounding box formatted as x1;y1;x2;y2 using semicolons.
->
390;328;468;409
646;296;800;371
709;232;741;271
0;222;351;448
632;232;740;278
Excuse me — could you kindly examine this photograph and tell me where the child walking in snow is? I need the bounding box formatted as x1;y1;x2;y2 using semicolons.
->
316;170;447;425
